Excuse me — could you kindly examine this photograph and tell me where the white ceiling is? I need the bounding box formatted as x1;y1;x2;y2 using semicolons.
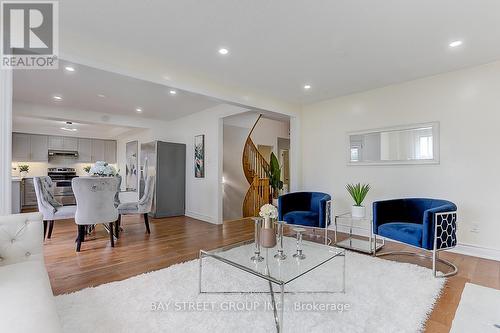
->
12;115;138;140
57;0;500;105
224;111;290;129
13;60;221;121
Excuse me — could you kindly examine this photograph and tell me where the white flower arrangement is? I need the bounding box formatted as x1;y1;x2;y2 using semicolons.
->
89;161;117;177
259;203;278;219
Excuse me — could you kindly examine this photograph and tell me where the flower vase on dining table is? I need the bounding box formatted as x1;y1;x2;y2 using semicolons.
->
260;216;277;248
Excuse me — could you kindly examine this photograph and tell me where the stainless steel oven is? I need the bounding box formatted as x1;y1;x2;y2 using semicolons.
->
48;167;78;205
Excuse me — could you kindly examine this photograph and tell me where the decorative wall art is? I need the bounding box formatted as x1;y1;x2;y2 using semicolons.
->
126;141;138;191
194;135;205;178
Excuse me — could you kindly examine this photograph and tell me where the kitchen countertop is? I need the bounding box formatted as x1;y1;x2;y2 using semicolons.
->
12;177;22;182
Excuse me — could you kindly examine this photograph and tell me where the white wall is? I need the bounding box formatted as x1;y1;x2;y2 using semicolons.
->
117;104;249;224
301;60;500;252
222;124;249;220
251;118;290;156
0;69;13;215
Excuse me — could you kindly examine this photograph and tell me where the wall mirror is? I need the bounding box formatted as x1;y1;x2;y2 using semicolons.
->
347;122;440;165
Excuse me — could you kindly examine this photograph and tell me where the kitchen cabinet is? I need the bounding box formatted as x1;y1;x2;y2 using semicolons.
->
63;137;78;150
12;133;48;162
77;138;92;162
29;134;48;161
48;136;78;150
104;140;117;164
12;132;116;164
48;136;64;150
22;178;37;207
12;133;30;161
12;179;21;214
91;139;105;162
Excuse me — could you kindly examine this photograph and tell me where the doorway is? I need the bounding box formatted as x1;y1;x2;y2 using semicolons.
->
257;145;273;163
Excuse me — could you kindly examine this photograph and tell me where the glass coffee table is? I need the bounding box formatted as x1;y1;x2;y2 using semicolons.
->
199;236;345;333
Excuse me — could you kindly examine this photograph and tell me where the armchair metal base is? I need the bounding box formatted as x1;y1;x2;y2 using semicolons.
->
374;250;458;278
373;209;458;278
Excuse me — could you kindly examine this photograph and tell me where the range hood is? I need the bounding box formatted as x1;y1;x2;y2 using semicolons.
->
48;150;79;158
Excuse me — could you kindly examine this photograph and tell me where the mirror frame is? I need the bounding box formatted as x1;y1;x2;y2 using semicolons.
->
346;122;440;166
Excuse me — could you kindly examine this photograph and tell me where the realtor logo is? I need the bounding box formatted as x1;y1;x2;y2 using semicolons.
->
1;1;58;69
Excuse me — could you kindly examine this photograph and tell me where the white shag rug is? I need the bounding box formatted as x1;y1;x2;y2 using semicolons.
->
450;283;500;333
55;240;445;333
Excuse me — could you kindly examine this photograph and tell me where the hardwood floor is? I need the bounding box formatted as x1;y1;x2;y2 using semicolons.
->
43;215;255;295
42;214;499;333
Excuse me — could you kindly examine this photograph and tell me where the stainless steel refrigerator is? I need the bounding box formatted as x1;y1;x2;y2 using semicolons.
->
140;141;186;218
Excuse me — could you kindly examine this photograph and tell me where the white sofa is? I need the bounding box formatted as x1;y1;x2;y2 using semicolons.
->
0;212;62;333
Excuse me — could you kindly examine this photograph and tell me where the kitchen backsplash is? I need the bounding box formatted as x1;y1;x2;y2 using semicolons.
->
11;156;117;177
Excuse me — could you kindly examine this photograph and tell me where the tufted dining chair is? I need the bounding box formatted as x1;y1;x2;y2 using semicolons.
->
114;174;122;208
116;176;155;236
33;176;76;240
72;177;119;252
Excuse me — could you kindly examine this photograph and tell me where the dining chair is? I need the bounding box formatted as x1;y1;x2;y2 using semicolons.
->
114;174;122;207
72;177;119;252
33;176;76;240
116;176;155;236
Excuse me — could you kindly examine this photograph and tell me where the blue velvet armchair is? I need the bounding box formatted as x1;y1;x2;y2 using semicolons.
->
278;192;331;228
373;198;458;277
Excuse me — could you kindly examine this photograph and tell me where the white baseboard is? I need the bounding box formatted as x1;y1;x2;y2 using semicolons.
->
185;211;220;225
331;225;500;262
449;243;500;262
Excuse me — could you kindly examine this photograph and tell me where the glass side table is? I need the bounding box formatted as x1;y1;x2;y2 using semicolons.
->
330;212;384;254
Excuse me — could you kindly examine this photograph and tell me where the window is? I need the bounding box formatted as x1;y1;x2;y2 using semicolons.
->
417;136;433;159
350;147;360;162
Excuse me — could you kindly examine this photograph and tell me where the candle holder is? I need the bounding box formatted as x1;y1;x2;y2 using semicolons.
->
292;227;306;260
250;217;264;262
274;221;287;260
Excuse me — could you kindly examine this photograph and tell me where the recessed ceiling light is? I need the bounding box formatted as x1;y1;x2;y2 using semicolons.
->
97;94;106;98
135;107;143;113
218;48;229;55
449;40;463;48
169;90;177;95
64;66;75;72
61;122;77;132
53;95;63;101
303;84;311;90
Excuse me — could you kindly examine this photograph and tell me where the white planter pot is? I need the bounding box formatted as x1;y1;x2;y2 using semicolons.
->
272;198;278;207
20;171;28;178
351;205;366;218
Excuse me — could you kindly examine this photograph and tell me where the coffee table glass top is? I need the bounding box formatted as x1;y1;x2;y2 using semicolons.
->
201;236;344;285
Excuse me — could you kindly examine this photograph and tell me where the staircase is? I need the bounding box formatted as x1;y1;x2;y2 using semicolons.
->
242;115;272;217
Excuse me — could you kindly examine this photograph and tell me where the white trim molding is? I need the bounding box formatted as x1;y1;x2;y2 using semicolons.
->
450;243;500;262
185;210;218;224
0;69;13;215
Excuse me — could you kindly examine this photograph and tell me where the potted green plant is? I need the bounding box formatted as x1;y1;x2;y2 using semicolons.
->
346;183;370;218
83;165;91;175
267;152;283;202
18;164;29;178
